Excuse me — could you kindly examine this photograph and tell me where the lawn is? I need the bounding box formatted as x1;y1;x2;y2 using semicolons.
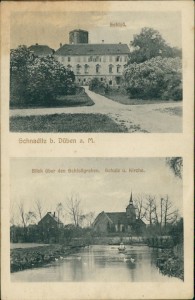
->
10;113;128;132
155;106;182;117
10;92;94;109
95;91;182;105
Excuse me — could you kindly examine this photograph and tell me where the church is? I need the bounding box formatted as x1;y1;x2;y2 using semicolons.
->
93;193;146;235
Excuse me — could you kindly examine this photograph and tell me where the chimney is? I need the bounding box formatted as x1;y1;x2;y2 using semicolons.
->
60;43;62;47
35;43;38;46
102;40;104;43
53;212;55;217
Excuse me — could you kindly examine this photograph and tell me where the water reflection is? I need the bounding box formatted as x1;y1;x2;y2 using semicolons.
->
11;245;180;282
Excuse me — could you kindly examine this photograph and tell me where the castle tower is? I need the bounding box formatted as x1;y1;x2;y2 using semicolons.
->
126;192;136;224
69;29;89;44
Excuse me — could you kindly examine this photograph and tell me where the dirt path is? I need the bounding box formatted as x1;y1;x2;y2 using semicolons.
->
10;87;182;133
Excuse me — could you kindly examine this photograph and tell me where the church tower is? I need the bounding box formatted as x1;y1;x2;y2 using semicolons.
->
126;192;136;225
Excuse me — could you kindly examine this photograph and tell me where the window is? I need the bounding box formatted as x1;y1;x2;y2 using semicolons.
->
117;65;121;73
84;64;89;74
96;64;100;74
109;64;113;73
116;56;120;62
124;56;128;62
109;80;112;85
76;64;81;74
88;56;93;62
68;57;71;62
67;64;72;71
100;77;103;81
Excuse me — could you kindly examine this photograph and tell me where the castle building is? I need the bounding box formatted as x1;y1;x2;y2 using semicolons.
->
93;193;146;235
54;29;130;86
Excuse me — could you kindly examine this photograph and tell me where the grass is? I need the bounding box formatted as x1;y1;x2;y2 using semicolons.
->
10;93;94;109
155;106;182;117
10;113;128;132
94;90;182;105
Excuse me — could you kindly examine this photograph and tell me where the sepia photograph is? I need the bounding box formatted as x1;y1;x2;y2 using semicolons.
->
9;10;183;133
10;157;183;282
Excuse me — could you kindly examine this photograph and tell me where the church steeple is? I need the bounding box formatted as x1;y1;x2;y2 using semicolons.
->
126;191;136;224
129;191;133;204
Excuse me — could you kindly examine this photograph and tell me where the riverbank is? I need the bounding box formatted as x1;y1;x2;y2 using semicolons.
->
11;244;83;273
156;249;184;280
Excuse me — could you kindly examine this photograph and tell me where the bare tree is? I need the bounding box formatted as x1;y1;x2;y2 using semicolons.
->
85;212;96;227
143;195;156;225
134;194;146;220
18;201;27;228
26;211;37;225
34;199;45;221
56;202;64;223
79;212;96;227
162;195;179;231
66;194;82;226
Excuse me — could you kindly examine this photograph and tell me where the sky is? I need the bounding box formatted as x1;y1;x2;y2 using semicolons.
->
10;11;182;50
10;157;183;225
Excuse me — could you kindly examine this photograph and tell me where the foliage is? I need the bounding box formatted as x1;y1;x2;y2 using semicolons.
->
129;27;182;64
124;56;182;100
166;157;183;179
10;45;76;106
89;78;106;94
10;113;128;133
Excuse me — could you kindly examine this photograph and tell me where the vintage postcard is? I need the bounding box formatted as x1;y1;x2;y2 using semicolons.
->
1;1;194;300
8;4;184;133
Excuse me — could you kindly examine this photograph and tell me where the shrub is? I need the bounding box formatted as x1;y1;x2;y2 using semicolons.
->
89;78;106;94
124;56;182;100
10;45;76;106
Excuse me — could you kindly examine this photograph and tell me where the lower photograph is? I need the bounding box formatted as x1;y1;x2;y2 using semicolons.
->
10;157;183;282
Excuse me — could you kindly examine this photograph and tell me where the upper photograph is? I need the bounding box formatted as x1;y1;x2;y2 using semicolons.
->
9;11;182;133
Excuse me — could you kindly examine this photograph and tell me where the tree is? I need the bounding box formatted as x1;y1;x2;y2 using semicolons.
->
33;199;45;221
66;195;82;227
124;56;182;100
166;157;183;179
26;211;37;225
10;45;76;106
144;195;156;225
162;195;179;232
56;202;64;222
134;194;146;220
129;27;182;64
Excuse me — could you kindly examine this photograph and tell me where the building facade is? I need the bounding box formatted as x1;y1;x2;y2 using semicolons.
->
55;29;130;86
93;193;146;235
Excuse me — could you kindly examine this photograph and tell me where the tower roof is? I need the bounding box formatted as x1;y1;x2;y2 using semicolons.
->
129;191;133;204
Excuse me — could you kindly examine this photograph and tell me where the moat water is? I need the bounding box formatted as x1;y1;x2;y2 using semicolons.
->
11;245;180;282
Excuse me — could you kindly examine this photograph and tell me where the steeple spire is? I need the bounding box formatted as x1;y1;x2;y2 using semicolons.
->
129;191;133;204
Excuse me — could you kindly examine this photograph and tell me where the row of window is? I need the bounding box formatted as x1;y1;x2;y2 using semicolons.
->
68;64;123;74
60;55;128;63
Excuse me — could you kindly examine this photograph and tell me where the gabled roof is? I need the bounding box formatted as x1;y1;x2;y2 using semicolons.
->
28;45;54;56
105;212;128;226
55;44;130;56
38;212;63;225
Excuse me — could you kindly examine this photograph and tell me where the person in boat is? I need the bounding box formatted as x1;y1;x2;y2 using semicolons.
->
118;243;126;251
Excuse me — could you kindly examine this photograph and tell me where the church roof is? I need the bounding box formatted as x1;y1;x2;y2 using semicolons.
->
55;43;130;56
105;212;128;225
